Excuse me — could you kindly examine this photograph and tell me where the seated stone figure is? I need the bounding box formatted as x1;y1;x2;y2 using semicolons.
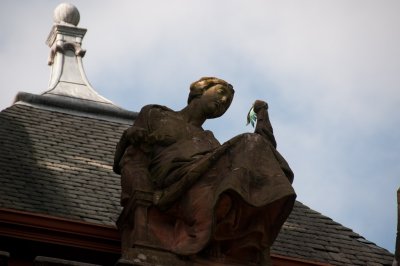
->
113;77;296;266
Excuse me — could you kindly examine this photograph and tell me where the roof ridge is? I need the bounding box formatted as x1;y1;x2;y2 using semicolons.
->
14;92;137;123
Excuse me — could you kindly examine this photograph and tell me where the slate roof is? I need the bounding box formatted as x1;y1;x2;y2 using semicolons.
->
272;201;394;265
0;97;394;265
0;99;129;225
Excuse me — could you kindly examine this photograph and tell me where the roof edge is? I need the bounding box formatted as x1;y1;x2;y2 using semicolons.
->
14;92;137;123
0;208;120;254
271;254;332;266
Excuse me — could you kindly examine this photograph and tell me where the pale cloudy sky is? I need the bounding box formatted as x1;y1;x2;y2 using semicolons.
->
0;0;399;253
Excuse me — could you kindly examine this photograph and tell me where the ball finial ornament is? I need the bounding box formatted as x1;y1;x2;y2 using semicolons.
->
53;3;80;26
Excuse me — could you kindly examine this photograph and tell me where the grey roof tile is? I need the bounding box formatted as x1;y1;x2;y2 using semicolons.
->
0;104;128;225
272;201;394;265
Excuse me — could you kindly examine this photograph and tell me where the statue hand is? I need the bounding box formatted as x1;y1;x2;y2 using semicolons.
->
253;100;268;114
247;100;268;127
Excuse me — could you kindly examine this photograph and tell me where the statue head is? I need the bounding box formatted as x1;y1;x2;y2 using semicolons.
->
188;77;235;118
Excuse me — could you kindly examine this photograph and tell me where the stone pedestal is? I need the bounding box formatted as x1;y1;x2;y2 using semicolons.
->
116;247;187;266
115;246;262;266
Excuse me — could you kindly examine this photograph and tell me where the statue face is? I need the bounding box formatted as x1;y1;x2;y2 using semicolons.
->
200;84;234;118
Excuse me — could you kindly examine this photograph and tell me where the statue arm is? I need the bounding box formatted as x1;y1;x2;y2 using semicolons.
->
113;106;152;174
119;144;152;207
113;105;156;206
253;100;277;148
253;100;294;183
113;129;129;174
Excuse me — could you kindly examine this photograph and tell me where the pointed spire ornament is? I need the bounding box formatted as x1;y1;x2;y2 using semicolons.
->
44;3;112;104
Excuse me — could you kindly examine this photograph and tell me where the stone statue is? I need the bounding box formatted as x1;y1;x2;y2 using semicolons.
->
113;77;296;266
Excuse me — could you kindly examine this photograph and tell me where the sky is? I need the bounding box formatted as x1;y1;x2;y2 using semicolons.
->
0;0;399;253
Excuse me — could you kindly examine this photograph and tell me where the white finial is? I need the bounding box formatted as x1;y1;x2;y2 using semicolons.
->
53;3;80;26
45;4;113;105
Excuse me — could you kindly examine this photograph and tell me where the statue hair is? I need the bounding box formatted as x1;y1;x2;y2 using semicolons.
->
188;77;234;104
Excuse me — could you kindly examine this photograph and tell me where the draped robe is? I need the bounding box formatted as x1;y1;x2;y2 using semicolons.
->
114;104;296;263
